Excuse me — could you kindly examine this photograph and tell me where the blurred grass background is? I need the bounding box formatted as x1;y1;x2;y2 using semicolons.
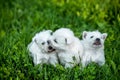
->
0;0;120;79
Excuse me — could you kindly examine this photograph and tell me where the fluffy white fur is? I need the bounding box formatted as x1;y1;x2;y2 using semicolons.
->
27;30;58;66
51;28;83;68
81;30;107;67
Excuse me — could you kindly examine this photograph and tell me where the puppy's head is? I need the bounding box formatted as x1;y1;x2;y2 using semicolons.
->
33;30;55;53
82;30;107;48
51;28;74;51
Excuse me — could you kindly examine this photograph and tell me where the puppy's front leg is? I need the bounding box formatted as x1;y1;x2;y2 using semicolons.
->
64;62;74;68
33;54;38;65
96;59;105;66
49;59;58;67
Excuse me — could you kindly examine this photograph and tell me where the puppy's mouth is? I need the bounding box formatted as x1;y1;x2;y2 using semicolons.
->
93;41;101;45
48;49;56;53
47;46;56;53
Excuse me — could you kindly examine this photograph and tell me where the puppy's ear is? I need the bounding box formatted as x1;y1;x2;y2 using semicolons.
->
34;39;38;43
48;30;52;33
102;33;107;40
47;30;53;35
65;38;73;44
82;31;87;39
32;34;38;41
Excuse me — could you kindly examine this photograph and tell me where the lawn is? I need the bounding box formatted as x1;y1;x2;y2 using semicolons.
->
0;0;120;80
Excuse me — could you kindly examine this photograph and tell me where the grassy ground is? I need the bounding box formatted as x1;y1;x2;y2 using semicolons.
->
0;0;120;79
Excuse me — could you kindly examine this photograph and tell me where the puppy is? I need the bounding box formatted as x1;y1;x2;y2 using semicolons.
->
27;30;58;66
81;30;107;67
50;28;83;68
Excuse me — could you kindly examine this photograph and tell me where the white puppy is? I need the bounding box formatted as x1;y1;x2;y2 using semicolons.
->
27;30;58;66
51;28;83;68
81;30;107;67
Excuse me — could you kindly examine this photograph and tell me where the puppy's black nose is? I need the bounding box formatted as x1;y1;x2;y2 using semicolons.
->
47;40;51;44
96;38;100;41
48;46;53;50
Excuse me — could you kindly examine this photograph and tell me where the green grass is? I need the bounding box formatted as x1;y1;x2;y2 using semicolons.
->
0;0;120;79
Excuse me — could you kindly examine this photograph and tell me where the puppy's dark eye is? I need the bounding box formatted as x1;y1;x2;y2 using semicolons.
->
41;42;45;45
90;36;94;38
54;39;57;43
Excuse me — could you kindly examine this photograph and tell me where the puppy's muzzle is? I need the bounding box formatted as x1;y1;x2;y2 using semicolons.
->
48;46;56;53
96;38;100;42
48;46;53;50
93;38;101;45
